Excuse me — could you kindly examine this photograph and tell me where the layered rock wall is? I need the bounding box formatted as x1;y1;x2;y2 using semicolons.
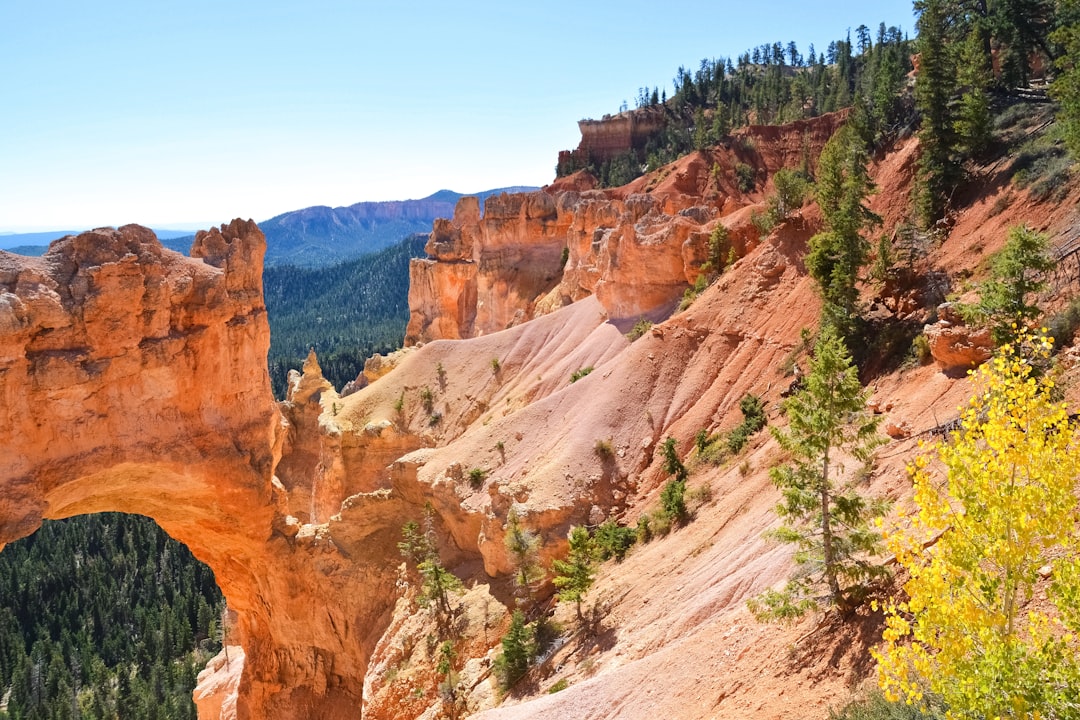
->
574;107;668;164
403;189;727;344
0;224;419;720
406;111;850;346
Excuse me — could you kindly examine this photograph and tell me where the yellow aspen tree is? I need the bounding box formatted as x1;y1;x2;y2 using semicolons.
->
874;333;1080;719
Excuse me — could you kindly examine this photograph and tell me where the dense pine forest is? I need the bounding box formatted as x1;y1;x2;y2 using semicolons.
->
558;21;916;186
0;515;222;720
3;1;1080;716
265;232;427;397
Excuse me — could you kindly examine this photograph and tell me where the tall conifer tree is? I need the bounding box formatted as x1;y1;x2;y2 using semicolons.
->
914;0;959;227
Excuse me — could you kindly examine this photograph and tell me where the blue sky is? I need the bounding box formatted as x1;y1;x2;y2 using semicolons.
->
0;1;916;231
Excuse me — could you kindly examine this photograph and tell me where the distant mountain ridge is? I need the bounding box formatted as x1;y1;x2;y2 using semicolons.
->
256;187;538;267
0;187;539;266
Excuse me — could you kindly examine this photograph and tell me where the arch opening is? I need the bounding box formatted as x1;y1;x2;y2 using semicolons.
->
0;512;227;720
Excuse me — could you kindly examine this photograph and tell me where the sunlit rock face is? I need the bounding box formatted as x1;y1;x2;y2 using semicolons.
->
405;112;850;347
0;222;408;720
404;190;711;344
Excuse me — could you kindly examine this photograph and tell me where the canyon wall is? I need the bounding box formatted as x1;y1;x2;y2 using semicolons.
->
406;111;849;346
3;102;1078;720
0;110;857;720
405;190;719;344
0;220;666;720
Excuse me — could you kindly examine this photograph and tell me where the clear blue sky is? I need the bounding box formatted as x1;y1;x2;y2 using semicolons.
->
0;1;916;232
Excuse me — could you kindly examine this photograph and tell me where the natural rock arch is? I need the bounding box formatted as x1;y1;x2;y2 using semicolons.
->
0;222;404;719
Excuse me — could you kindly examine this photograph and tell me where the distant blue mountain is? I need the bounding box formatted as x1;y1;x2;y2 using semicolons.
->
1;187;540;267
3;245;48;257
253;187;538;267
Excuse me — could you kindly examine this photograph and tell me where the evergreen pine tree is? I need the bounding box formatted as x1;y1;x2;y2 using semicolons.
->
503;511;543;607
493;610;535;690
749;325;885;619
806;125;879;337
914;0;960;227
1051;0;1080;158
552;526;596;621
976;225;1054;345
954;28;993;159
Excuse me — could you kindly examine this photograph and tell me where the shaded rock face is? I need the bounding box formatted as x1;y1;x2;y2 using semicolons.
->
0;223;421;720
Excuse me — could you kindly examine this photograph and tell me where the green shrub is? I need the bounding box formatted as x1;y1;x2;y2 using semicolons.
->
419;386;435;414
698;436;726;465
735;162;756;193
570;366;594;383
635;516;652;543
771;168;811;216
678;287;695;310
871;235;895;283
547;679;569;694
679;273;712;310
727;394;767;454
650;508;673;537
751;209;776;235
697;394;767;464
559;247;570;269
592;520;636;561
687;484;713;508
1048;296;1080;350
828;690;943;720
1012;144;1068;189
467;467;487;489
725;427;751;455
594;438;614;458
490;358;501;373
752;168;811;237
660;479;688;525
661;437;688;482
911;333;932;364
626;318;653;341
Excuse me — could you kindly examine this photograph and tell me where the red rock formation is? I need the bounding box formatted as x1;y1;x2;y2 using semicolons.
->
406;112;850;346
1;104;1076;720
573;106;668;165
0;223;420;720
924;302;994;374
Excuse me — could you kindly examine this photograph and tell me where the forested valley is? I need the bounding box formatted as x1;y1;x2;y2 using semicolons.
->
265;232;427;397
0;515;222;720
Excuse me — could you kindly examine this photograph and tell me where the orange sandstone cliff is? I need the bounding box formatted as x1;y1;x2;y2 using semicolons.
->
0;222;421;719
405;111;849;345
